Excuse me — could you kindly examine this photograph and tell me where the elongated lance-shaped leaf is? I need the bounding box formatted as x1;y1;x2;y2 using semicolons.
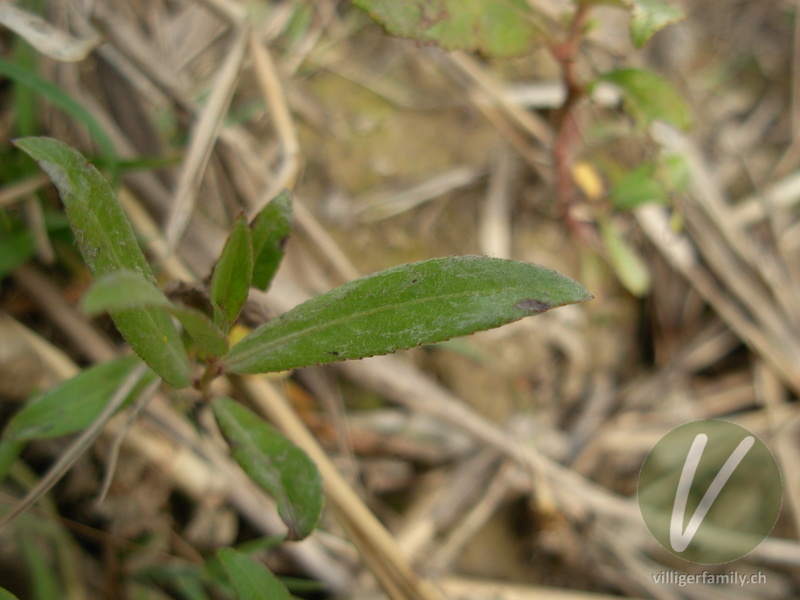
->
223;255;592;374
251;190;292;291
13;137;192;388
218;548;292;600
211;213;253;329
212;398;323;540
3;355;154;442
82;269;228;357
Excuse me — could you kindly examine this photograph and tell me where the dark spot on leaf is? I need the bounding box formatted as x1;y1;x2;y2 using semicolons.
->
327;350;340;356
411;278;418;283
278;236;289;250
515;298;552;314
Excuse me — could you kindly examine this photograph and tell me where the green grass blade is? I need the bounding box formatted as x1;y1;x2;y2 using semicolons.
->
213;398;323;541
13;137;192;388
0;59;119;178
223;255;592;374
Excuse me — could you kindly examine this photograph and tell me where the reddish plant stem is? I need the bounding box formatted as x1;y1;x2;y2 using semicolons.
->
549;2;591;225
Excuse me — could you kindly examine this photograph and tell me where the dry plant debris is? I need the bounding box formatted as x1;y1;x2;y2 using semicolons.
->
1;1;800;599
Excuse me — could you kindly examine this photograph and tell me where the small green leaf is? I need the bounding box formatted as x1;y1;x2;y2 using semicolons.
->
81;270;171;315
3;355;153;441
223;256;592;374
217;548;292;600
600;218;651;297
0;440;25;484
576;0;683;48
83;270;228;357
353;0;541;58
595;68;690;130
212;398;323;540
167;304;229;358
13;137;192;388
609;163;668;211
0;229;36;278
210;214;253;329
600;68;689;129
658;153;690;194
251;191;292;292
0;586;21;600
626;0;683;48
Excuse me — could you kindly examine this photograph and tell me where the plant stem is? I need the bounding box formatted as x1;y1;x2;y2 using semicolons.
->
549;2;592;223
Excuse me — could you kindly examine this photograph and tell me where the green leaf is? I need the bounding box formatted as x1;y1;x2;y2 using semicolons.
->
217;548;292;600
0;586;21;600
595;68;689;130
626;0;683;48
223;255;592;374
212;398;323;540
3;355;155;441
251;191;292;292
609;162;668;211
81;269;172;315
168;304;229;358
658;152;690;193
13;137;192;388
83;270;228;357
353;0;541;58
577;0;683;48
210;214;253;329
599;218;651;297
0;230;36;278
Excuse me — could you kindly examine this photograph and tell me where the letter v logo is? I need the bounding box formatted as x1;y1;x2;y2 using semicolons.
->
669;433;754;552
638;420;782;564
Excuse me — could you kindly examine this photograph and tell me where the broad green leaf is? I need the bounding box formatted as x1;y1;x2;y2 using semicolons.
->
600;218;650;297
217;548;291;600
353;0;541;58
83;270;228;357
609;163;667;211
3;355;154;441
251;191;292;291
212;398;323;540
223;255;592;374
13;138;192;388
595;68;689;130
626;0;683;48
210;214;253;329
0;587;21;600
